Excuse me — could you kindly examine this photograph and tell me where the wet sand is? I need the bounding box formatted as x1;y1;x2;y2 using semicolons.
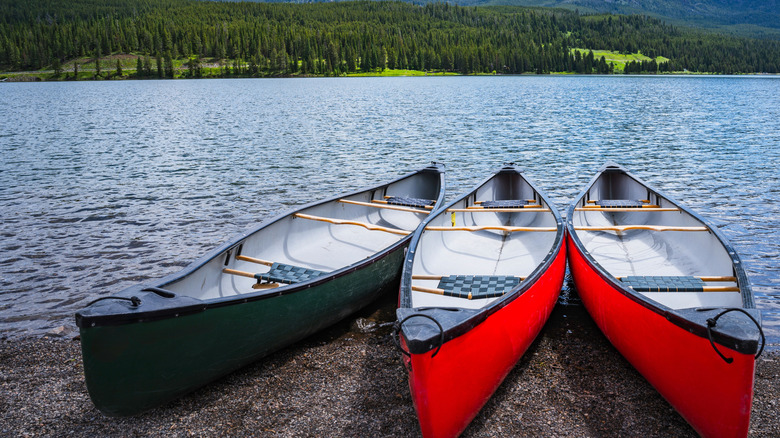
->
1;295;778;437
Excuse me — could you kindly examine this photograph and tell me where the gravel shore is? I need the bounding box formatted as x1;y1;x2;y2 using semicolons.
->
1;294;777;437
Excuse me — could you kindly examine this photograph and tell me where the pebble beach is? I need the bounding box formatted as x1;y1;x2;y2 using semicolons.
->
1;292;777;437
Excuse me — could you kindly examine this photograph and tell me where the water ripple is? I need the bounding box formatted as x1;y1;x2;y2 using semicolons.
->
0;76;779;346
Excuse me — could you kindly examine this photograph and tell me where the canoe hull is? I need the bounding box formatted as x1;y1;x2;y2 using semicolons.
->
567;235;755;438
80;245;405;417
407;243;566;438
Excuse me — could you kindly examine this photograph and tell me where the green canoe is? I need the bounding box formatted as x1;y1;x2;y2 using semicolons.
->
75;163;445;416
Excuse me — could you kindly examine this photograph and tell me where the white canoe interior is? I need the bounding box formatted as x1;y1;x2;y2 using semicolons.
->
162;172;441;300
571;169;743;309
410;171;559;310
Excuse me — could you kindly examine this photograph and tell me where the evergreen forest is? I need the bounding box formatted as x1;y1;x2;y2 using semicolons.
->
1;0;779;79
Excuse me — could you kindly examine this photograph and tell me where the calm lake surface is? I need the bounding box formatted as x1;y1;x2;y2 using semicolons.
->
1;76;779;348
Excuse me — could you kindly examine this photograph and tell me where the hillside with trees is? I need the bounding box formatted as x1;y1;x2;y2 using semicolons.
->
468;0;780;39
1;0;779;80
217;0;780;39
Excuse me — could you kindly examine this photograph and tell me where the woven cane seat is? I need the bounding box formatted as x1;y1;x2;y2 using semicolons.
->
621;276;705;292
436;275;521;299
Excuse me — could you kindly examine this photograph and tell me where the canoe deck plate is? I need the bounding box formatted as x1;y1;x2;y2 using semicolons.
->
621;276;705;292
436;275;521;299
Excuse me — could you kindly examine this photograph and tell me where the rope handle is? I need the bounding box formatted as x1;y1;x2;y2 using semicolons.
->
706;308;765;364
392;313;444;359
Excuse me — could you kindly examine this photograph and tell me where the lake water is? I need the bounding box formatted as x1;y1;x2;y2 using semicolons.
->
1;76;779;349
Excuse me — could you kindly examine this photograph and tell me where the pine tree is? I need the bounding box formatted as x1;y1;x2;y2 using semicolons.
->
164;52;174;78
95;45;101;78
143;54;152;76
52;57;62;77
156;55;163;78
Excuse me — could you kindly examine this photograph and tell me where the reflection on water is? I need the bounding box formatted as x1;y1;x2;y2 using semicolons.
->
1;76;779;347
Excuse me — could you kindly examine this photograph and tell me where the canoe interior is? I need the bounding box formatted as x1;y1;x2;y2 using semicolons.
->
162;170;442;301
571;167;743;310
411;170;559;310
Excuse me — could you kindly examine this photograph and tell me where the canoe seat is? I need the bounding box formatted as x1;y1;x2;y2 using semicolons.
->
436;275;521;299
621;276;705;292
481;200;530;208
386;196;436;208
258;263;327;285
596;200;645;208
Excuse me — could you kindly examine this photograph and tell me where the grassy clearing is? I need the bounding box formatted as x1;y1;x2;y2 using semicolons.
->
346;69;458;77
571;48;670;73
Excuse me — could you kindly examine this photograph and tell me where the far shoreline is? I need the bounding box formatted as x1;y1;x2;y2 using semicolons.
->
3;69;779;83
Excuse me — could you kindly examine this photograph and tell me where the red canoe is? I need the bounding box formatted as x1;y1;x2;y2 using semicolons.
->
394;164;566;438
566;162;764;438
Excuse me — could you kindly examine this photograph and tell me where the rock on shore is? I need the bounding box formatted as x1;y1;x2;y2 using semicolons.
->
1;296;777;437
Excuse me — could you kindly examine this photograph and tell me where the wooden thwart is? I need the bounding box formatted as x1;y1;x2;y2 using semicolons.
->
425;225;558;232
410;285;482;300
223;268;256;279
294;213;410;235
412;285;445;295
236;255;273;266
700;286;740;292
412;274;445;280
222;268;280;289
698;276;737;282
339;199;430;214
574;225;708;232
